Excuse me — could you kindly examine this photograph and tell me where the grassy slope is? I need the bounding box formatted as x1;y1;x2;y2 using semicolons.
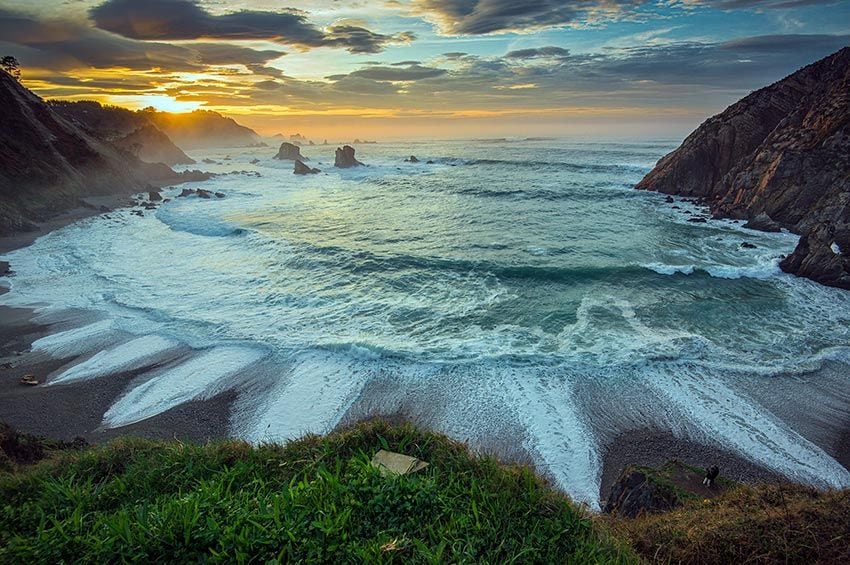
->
3;421;850;564
0;421;633;563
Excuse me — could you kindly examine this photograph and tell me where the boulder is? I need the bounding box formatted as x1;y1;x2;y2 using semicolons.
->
149;191;162;202
274;142;305;161
744;212;781;233
0;260;9;276
196;189;212;199
214;192;226;198
781;224;850;289
405;155;420;163
177;188;195;197
334;145;363;168
741;241;757;249
294;160;320;175
603;468;682;518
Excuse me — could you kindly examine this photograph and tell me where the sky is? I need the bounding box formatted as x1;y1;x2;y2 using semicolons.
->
1;0;848;139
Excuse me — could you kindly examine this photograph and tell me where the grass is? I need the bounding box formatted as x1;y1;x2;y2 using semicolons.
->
3;421;850;564
0;420;633;563
613;483;850;564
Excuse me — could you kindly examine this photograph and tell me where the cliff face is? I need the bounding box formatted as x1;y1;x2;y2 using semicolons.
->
50;101;195;166
0;71;190;235
142;109;261;150
636;47;850;289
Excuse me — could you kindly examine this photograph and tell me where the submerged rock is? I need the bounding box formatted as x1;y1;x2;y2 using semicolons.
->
294;160;320;175
405;155;420;163
274;142;305;161
334;145;363;168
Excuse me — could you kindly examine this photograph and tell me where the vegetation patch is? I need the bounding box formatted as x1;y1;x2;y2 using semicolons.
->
0;420;632;563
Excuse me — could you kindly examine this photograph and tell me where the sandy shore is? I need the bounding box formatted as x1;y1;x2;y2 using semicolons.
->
1;207;848;505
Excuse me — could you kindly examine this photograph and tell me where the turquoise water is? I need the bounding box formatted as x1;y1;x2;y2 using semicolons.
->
4;138;850;506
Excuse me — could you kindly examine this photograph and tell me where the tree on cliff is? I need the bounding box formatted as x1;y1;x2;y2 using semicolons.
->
1;56;21;80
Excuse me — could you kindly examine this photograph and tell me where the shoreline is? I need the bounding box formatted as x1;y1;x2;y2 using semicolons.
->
1;202;849;506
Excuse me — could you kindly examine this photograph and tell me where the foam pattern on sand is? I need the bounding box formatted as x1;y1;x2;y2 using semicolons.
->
50;335;181;385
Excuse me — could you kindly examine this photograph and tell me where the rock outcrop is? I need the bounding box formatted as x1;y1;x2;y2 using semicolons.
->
604;468;682;518
636;47;850;289
50;101;194;166
294;160;320;175
0;70;206;234
274;142;305;161
335;145;363;168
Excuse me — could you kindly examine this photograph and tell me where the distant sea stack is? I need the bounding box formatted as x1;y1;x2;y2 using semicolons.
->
274;142;306;161
636;47;850;289
335;145;363;168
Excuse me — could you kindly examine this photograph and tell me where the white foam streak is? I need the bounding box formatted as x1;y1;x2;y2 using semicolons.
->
244;352;368;443
500;369;602;508
50;335;180;385
32;320;117;358
103;346;264;427
644;368;850;489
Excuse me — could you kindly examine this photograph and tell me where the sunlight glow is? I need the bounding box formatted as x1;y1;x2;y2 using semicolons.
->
107;95;204;113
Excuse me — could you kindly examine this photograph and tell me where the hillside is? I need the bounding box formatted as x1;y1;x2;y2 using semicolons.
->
50;101;195;166
0;71;204;235
636;47;850;289
142;108;262;150
2;420;849;563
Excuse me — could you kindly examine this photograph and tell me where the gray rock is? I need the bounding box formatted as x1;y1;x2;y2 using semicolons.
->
334;145;363;168
294;160;320;175
274;142;305;161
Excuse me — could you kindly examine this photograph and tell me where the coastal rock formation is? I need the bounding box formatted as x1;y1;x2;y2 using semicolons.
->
50;102;194;166
406;155;420;163
603;468;681;517
274;142;305;161
335;145;363;168
0;69;196;234
294;160;320;175
141;108;262;150
636;47;850;289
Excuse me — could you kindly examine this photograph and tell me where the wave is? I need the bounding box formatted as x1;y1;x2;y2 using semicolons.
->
462;158;648;174
641;259;782;280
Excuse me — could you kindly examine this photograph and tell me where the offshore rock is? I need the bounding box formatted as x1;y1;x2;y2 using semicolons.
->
274;142;305;161
294;160;320;175
636;47;850;289
334;145;363;168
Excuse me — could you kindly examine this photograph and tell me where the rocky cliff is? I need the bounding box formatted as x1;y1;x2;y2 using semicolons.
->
0;71;198;234
636;47;850;289
50;101;195;166
142;108;261;150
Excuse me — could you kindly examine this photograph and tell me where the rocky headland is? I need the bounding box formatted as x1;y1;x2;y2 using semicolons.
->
636;47;850;289
0;70;209;235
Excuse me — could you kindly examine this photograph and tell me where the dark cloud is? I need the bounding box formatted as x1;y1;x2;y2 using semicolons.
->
0;7;285;74
413;0;645;35
347;64;447;81
682;0;838;9
505;47;570;59
90;0;414;53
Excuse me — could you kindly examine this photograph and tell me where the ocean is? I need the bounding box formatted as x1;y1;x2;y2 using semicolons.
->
3;138;850;507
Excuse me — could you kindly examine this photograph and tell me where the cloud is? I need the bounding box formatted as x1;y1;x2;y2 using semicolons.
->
504;47;570;59
411;0;646;35
0;7;285;73
90;0;415;53
346;63;447;81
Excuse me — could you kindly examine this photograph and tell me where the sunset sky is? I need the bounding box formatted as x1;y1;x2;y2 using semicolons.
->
1;0;848;139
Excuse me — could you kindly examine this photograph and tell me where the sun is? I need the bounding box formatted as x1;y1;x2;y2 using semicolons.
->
107;94;203;113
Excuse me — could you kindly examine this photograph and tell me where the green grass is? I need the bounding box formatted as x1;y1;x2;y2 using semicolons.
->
0;421;633;563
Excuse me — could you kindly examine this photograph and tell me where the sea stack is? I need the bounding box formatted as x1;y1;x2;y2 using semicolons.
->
274;142;306;161
334;145;363;168
636;47;850;290
294;160;320;175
